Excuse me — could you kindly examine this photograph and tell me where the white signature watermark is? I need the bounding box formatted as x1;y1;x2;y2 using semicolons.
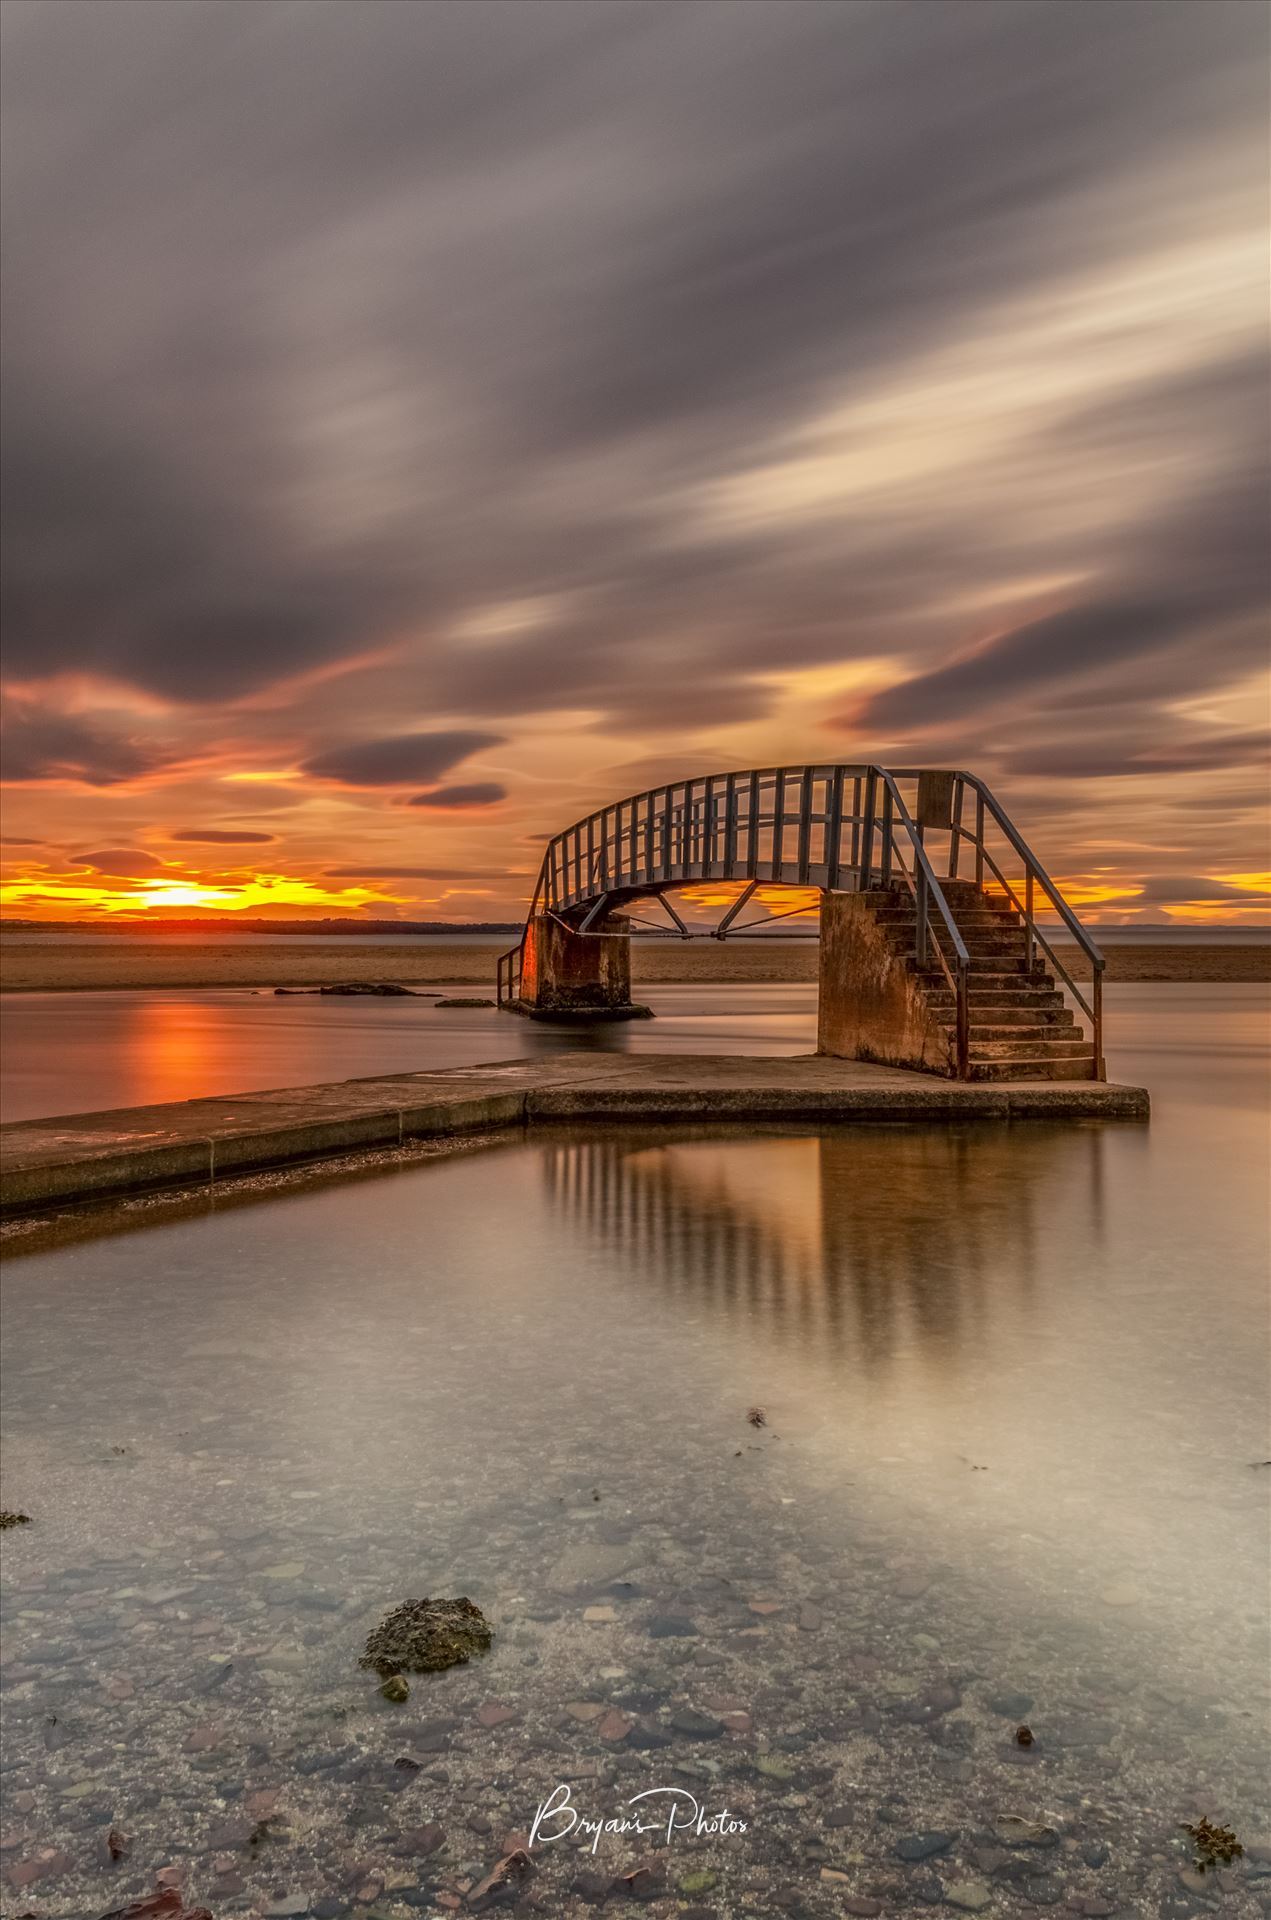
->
530;1781;749;1853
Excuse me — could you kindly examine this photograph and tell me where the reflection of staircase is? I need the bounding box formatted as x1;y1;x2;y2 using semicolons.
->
868;879;1096;1082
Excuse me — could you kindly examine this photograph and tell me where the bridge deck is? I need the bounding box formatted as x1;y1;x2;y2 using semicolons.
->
1;1054;1148;1216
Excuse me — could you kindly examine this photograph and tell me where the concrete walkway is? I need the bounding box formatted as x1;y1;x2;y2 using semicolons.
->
0;1053;1149;1215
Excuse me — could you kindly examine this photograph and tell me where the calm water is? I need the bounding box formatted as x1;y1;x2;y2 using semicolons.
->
1;991;1268;1915
3;981;1268;1122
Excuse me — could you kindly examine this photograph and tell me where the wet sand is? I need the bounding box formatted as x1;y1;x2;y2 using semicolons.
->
0;937;1267;991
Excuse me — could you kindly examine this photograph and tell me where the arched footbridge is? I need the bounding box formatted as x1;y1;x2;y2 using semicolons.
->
497;765;1105;1081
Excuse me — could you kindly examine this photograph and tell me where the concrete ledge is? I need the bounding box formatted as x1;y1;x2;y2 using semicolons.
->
0;1054;1149;1216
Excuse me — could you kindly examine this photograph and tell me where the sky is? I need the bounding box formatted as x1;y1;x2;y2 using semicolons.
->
1;0;1268;926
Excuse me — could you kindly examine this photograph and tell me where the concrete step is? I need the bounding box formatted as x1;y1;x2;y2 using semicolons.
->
953;1022;1078;1043
967;1036;1093;1062
874;902;1017;926
884;931;1028;960
923;983;1067;1008
967;1053;1097;1083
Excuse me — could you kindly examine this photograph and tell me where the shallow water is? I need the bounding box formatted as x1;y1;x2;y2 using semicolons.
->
3;981;1268;1123
1;995;1269;1917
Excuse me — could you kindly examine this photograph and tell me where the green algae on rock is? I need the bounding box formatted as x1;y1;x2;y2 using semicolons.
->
360;1595;493;1676
0;1509;31;1529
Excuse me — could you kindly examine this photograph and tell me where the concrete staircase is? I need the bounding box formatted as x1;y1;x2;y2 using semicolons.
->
865;879;1097;1081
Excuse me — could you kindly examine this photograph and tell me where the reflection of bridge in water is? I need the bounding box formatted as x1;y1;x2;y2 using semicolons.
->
542;1126;1106;1364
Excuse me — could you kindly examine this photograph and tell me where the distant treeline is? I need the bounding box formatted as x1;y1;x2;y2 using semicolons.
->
1;917;523;936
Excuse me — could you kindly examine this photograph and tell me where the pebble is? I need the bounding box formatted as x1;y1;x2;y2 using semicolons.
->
263;1898;311;1917
896;1831;956;1862
671;1708;725;1739
475;1703;517;1728
647;1614;698;1637
945;1881;992;1911
994;1816;1060;1849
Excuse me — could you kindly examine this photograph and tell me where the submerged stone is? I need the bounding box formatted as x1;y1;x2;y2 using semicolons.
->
0;1510;32;1528
360;1596;493;1677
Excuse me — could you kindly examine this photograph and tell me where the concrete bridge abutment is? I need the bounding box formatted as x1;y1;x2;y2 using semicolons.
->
517;912;650;1020
816;889;955;1075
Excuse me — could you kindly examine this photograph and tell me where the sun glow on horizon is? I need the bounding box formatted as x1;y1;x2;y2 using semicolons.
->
0;867;400;918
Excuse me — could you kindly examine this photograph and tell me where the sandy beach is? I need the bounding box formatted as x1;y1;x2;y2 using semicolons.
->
1;936;1266;991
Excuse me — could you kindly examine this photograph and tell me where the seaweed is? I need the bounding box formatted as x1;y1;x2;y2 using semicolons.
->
1181;1818;1244;1873
359;1595;493;1677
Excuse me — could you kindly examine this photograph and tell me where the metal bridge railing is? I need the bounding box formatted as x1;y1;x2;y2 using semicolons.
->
495;764;1105;1078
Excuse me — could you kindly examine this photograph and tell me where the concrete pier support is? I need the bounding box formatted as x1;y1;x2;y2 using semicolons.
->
517;912;648;1018
817;890;954;1074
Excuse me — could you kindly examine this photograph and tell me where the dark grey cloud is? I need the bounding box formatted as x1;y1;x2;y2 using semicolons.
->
0;0;1266;770
994;730;1271;782
407;783;506;810
302;731;502;787
0;836;44;846
1135;875;1270;906
170;828;277;844
1;708;176;785
73;849;164;876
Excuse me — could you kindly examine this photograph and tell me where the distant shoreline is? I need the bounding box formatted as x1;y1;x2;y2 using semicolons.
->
1;939;1266;992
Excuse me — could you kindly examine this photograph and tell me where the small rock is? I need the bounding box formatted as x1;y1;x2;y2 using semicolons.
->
671;1708;725;1740
628;1722;673;1750
896;1831;956;1862
583;1605;617;1623
596;1709;633;1743
994;1817;1060;1849
475;1703;517;1728
468;1846;534;1911
946;1881;992;1911
395;1822;446;1857
647;1614;698;1638
380;1675;410;1703
361;1595;493;1676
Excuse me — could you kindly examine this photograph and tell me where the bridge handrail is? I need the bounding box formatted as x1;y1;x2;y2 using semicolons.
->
875;771;972;1077
942;771;1105;1078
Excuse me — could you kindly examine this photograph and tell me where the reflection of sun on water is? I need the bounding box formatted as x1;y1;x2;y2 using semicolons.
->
130;997;220;1108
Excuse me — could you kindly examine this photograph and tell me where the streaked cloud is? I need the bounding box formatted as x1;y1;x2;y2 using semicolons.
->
0;0;1266;918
